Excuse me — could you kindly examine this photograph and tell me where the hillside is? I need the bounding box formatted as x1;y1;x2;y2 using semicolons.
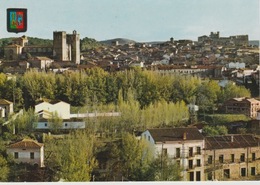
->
80;37;103;51
0;37;53;47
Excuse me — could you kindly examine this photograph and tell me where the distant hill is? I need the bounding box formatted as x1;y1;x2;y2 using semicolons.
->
0;38;15;47
100;38;136;45
249;40;259;46
0;37;53;47
27;37;53;46
81;37;103;51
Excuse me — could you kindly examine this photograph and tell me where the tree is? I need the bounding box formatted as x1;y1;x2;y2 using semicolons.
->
170;75;201;104
44;131;97;181
120;133;153;180
0;154;9;181
104;133;154;181
48;112;63;133
0;140;9;182
219;82;251;103
146;154;182;181
203;125;228;136
11;108;38;134
196;80;221;113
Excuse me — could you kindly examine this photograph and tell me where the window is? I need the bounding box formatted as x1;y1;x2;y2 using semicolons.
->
219;155;224;163
208;155;213;164
224;169;230;179
231;154;235;163
240;153;245;162
207;172;213;181
45;123;48;127
176;148;181;158
196;147;201;155
189;160;193;169
196;171;201;181
189;172;194;181
65;123;68;127
162;148;167;156
30;152;34;159
14;152;18;159
196;159;201;167
241;168;246;177
189;147;193;157
251;167;256;176
148;136;151;141
252;153;256;161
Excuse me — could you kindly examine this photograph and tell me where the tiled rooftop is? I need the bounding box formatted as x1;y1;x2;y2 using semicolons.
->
8;139;44;149
147;127;204;142
205;134;260;149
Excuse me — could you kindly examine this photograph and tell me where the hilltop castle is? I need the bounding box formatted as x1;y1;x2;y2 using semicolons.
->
53;30;80;64
198;31;248;46
3;30;80;64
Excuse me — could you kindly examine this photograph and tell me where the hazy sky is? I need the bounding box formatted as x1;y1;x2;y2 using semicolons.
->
0;0;259;42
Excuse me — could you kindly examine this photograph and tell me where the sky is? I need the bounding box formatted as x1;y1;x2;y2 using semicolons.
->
0;0;259;42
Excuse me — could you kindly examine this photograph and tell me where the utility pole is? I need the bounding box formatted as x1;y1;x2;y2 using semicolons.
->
161;141;164;180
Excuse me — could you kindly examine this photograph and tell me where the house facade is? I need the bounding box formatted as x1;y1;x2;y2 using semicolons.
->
28;56;53;70
35;118;85;130
35;100;70;119
223;97;260;118
7;139;44;167
204;135;260;181
141;127;205;181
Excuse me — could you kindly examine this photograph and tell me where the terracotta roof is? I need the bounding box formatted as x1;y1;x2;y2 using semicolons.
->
0;99;13;105
205;134;260;150
8;139;44;149
147;127;204;143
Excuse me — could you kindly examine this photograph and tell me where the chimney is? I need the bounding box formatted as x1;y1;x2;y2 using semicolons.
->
183;132;187;140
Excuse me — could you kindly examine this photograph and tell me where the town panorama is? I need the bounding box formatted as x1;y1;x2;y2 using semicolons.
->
0;30;259;182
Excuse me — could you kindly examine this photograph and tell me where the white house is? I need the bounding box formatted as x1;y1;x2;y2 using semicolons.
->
35;100;70;119
226;62;245;69
7;139;44;167
35;118;85;130
0;99;14;118
141;127;205;181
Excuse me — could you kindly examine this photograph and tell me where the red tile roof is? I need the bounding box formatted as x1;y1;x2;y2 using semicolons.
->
147;127;204;142
205;134;260;149
8;139;44;149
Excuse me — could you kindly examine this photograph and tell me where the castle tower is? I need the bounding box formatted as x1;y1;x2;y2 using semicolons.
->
53;31;70;61
12;35;28;47
67;30;80;64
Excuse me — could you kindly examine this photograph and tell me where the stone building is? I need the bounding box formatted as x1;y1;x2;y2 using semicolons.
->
204;134;260;181
141;127;205;181
4;36;28;60
7;139;45;167
198;32;249;46
53;30;80;64
3;35;52;61
223;97;260;118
